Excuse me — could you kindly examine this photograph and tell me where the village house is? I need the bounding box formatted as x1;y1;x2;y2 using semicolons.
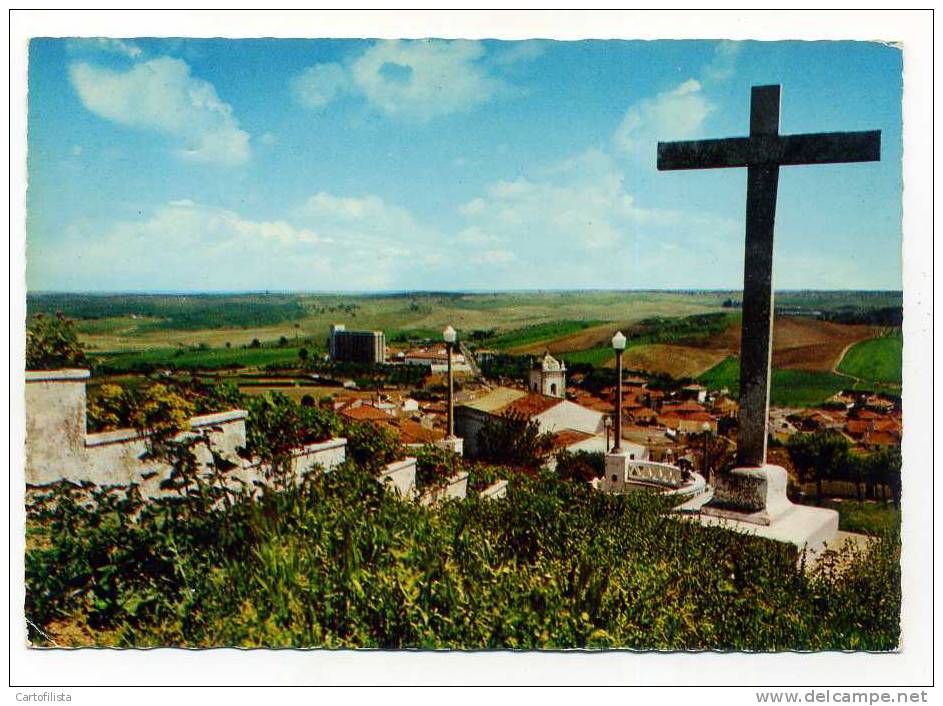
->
403;347;471;373
680;383;708;404
455;386;646;461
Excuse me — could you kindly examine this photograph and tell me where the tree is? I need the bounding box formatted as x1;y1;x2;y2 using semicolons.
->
476;411;554;470
298;347;310;365
26;313;87;370
786;430;851;498
554;449;604;483
250;338;262;349
867;446;902;506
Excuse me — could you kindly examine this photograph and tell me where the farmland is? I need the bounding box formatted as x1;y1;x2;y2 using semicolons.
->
837;330;903;385
28;291;902;397
698;357;849;408
29;290;735;354
93;345;311;374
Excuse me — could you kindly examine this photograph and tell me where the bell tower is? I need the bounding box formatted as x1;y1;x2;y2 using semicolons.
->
529;351;566;398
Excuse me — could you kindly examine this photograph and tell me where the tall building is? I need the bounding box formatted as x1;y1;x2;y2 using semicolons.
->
328;324;386;364
529;351;566;398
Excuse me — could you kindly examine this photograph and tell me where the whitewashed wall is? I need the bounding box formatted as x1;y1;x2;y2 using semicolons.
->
25;370;347;497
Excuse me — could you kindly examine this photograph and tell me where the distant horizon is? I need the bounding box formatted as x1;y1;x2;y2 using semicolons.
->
26;287;904;297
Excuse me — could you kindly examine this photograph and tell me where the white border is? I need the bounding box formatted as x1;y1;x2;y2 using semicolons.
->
5;8;934;695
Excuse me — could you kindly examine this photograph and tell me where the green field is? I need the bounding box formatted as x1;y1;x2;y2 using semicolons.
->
485;320;605;351
837;330;903;385
559;346;615;367
28;291;741;353
93;345;310;373
699;356;847;407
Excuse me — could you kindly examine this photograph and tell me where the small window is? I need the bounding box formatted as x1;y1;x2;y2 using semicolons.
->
611;475;618;482
629;454;635;460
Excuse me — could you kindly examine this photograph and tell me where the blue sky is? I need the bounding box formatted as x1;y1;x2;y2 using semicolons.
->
26;38;902;292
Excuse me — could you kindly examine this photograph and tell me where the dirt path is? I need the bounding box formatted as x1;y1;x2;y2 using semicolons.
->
830;330;886;387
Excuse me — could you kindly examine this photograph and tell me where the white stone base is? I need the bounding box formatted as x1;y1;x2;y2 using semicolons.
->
435;436;464;456
680;464;840;560
701;464;793;526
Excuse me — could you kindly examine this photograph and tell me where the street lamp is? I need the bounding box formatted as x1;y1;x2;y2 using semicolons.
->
443;326;457;439
702;420;712;484
604;415;613;453
611;331;627;454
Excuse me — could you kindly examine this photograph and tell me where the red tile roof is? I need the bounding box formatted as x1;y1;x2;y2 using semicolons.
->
866;431;900;446
845;419;871;437
388;418;445;444
501;393;564;418
340;405;392;421
551;429;595;450
662;401;707;414
872;418;902;433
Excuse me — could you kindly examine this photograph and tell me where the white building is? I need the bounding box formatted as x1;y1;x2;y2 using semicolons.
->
529;352;566;398
403;348;472;373
455;386;646;460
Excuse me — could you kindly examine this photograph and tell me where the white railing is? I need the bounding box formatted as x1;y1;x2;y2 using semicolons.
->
624;460;685;486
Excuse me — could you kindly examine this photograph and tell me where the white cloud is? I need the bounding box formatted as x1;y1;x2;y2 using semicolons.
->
488;40;546;66
292;40;506;121
702;41;741;82
31;192;454;291
456;148;741;289
66;38;143;59
69;57;250;165
290;62;349;109
614;78;715;157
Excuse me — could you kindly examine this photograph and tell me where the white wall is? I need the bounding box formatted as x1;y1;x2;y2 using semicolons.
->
534;401;606;436
25;370;347;497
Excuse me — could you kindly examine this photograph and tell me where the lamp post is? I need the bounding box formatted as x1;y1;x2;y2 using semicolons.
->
702;421;712;484
604;415;612;453
611;331;626;454
443;325;457;439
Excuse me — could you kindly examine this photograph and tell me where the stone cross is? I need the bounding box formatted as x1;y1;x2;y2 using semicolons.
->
657;85;880;468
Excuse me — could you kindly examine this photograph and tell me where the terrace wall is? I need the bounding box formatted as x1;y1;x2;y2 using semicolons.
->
25;370;347;496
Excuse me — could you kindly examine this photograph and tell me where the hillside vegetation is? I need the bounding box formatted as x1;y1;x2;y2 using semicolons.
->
837;330;903;385
26;465;899;650
698;357;848;408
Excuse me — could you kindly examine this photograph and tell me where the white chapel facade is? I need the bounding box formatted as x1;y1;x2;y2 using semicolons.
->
529;352;566;398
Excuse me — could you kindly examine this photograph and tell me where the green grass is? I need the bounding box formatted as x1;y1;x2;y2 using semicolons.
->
486;320;606;351
837;330;902;385
699;356;847;407
93;346;310;372
559;347;615;367
817;499;901;536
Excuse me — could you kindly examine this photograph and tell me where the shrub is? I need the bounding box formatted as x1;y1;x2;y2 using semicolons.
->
476;411;554;470
342;421;405;472
415;445;462;491
25;463;901;650
87;382;193;447
244;392;342;468
26;312;87;370
554;449;605;483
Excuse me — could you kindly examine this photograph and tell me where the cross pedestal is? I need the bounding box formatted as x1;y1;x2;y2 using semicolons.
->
658;84;879;546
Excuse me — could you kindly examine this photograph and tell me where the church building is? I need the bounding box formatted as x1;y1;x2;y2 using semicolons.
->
529;352;566;398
